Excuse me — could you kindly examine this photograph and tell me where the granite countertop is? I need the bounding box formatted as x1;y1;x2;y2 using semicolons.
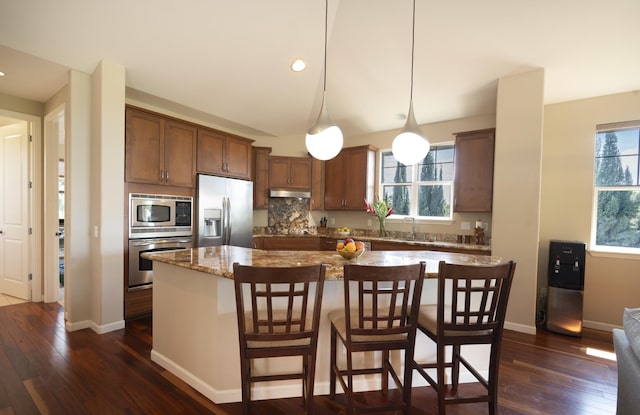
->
143;246;502;280
255;233;492;252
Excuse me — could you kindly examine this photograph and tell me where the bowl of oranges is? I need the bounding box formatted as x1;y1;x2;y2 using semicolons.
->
336;238;365;259
336;227;351;237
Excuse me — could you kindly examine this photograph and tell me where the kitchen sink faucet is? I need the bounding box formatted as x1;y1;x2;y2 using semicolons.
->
404;217;416;240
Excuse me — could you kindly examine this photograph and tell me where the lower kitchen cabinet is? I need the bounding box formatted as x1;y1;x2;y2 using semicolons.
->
124;288;152;319
371;239;490;256
261;236;320;251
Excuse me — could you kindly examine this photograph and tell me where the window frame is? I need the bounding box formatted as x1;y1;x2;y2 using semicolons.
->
378;143;455;223
590;121;640;256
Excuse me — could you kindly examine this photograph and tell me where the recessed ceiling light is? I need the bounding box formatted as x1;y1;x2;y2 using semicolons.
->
0;71;5;77
290;58;306;72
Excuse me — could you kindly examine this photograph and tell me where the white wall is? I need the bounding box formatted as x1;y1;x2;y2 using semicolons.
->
541;90;640;330
493;69;545;334
65;70;93;329
90;60;125;332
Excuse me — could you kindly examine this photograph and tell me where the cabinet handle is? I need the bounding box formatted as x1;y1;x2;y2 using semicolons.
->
160;171;165;182
165;171;169;182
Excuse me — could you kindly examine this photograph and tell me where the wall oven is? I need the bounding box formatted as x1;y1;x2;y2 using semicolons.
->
128;193;194;290
129;193;192;239
128;237;193;290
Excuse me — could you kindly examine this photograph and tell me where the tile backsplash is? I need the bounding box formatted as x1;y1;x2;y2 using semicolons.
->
268;197;310;235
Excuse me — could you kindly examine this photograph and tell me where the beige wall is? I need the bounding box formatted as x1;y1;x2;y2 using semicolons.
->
494;69;545;333
541;90;640;330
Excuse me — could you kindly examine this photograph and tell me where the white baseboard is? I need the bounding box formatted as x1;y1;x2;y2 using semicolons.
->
583;319;622;332
504;320;537;335
64;318;125;334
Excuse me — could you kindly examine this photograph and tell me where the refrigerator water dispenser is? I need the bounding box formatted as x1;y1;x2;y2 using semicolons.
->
203;208;221;238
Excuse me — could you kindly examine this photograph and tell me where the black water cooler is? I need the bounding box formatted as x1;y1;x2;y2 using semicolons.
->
546;240;586;336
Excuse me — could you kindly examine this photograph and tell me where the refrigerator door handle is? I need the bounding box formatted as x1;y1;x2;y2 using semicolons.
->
221;196;227;245
227;197;231;245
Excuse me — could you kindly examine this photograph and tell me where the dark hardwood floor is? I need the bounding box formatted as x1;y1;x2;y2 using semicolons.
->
0;302;617;414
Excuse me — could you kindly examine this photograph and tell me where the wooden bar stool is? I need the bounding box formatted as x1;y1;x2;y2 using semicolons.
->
329;262;426;415
413;260;516;415
232;262;326;415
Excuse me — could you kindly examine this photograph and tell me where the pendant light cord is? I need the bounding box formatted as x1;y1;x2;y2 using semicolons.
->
409;0;416;102
323;0;328;93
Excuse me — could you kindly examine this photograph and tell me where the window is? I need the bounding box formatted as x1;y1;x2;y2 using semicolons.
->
592;122;640;252
380;145;455;220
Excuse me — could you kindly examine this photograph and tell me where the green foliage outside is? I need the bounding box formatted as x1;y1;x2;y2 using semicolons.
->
595;132;640;248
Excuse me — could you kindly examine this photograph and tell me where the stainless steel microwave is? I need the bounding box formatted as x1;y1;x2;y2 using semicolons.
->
129;193;193;239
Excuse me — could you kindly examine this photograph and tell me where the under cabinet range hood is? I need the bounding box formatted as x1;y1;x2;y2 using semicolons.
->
269;189;311;198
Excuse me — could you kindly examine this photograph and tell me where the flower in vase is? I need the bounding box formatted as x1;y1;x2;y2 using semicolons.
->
364;197;393;237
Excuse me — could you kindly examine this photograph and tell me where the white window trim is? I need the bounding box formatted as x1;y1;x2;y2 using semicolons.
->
589;122;640;257
379;144;455;222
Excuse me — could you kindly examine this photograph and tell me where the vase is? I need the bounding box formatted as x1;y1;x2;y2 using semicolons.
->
378;218;386;237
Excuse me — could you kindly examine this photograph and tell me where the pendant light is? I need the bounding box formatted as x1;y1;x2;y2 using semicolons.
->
305;0;343;161
392;0;429;165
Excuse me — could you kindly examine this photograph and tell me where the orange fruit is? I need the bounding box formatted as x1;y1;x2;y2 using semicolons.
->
336;242;344;250
345;242;356;252
355;241;365;251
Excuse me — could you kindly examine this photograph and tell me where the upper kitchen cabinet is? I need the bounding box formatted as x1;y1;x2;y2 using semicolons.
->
125;107;196;188
310;157;324;211
324;145;377;210
253;146;272;209
453;128;495;212
268;156;312;191
196;127;254;180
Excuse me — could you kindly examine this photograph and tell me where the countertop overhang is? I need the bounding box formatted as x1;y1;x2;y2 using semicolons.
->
142;246;502;280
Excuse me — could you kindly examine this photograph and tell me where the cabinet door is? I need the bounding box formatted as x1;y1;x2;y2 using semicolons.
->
197;129;226;176
269;157;311;190
253;147;271;209
343;149;369;210
125;108;163;184
225;136;253;180
310;158;324;210
324;146;377;211
164;120;196;187
454;129;495;212
324;154;345;209
268;157;291;188
288;158;311;190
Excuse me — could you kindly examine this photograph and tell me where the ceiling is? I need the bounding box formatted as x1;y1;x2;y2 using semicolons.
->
0;0;639;138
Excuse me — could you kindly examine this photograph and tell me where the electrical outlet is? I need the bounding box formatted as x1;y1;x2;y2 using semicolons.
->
330;218;335;225
461;221;471;230
367;219;372;226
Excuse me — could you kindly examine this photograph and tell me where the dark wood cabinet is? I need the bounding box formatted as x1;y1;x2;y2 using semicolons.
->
319;237;338;251
310;158;324;210
261;237;320;251
125;107;196;188
371;239;490;256
268;156;312;190
454;129;495;212
252;147;272;209
324;145;377;210
196;128;254;180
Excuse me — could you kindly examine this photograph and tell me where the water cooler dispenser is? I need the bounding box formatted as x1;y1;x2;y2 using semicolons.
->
546;240;586;336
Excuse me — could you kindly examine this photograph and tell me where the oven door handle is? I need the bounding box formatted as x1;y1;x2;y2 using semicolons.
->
130;238;192;247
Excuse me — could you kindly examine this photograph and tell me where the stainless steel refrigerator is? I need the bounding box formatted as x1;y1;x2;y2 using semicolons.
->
196;174;253;248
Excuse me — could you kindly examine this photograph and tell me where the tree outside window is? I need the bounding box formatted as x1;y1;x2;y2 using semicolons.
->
593;126;640;250
380;145;454;220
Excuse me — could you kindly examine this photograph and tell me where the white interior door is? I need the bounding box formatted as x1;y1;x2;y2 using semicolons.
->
44;107;64;303
0;122;31;300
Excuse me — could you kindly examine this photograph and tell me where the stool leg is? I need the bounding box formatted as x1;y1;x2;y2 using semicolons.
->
451;344;461;393
330;325;337;399
382;350;389;395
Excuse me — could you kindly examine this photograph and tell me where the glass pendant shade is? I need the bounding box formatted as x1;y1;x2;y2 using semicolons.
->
306;91;343;160
392;100;429;165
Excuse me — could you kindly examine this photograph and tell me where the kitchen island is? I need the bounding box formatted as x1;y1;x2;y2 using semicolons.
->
144;246;502;404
